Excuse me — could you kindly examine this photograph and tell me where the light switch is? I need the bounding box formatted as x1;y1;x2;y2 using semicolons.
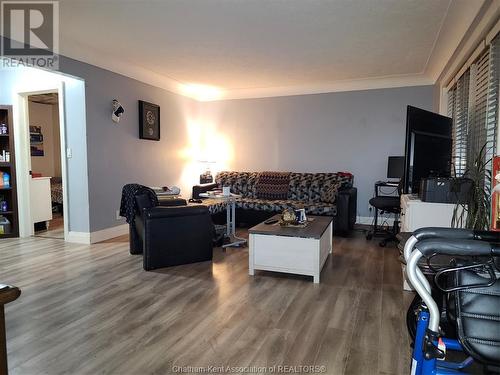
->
66;148;72;158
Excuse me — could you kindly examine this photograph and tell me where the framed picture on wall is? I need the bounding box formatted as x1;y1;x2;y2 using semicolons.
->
138;100;160;141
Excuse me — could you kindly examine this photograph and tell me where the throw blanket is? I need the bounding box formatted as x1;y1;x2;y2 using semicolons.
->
51;177;63;205
120;184;158;224
255;172;291;200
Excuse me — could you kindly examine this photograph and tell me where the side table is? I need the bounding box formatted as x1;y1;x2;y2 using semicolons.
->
199;193;247;248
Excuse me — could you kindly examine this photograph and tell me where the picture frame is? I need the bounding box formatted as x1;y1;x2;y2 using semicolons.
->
138;100;160;141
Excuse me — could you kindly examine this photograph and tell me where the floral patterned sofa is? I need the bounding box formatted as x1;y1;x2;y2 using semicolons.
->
192;171;357;235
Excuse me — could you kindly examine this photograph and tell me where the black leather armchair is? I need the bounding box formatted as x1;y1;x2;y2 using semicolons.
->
130;194;214;270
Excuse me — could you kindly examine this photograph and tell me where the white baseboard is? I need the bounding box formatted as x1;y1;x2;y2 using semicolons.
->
90;224;128;243
66;231;91;244
356;215;395;226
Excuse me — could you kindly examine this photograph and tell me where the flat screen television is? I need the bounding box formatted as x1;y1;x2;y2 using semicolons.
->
403;106;453;194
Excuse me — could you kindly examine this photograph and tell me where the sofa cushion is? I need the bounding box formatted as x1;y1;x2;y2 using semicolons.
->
199;198;227;215
215;171;259;198
319;173;342;203
255;172;291;200
288;173;312;200
309;173;325;202
246;172;259;198
216;171;240;192
236;198;337;216
305;203;337;216
321;183;339;203
237;198;295;212
337;172;354;187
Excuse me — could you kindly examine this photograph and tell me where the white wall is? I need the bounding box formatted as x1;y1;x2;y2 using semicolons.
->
28;101;62;178
0;66;90;235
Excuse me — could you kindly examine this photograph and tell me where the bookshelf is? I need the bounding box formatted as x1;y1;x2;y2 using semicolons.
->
0;105;19;238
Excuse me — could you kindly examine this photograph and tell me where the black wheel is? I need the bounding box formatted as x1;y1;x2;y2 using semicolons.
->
379;240;387;247
406;294;421;343
366;233;373;240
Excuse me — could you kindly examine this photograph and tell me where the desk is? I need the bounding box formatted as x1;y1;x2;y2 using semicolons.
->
368;181;400;241
374;180;399;195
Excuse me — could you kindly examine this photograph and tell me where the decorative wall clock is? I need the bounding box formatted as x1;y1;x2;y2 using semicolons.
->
138;100;160;140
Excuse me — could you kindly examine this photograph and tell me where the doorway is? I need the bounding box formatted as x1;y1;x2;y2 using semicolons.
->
27;93;65;239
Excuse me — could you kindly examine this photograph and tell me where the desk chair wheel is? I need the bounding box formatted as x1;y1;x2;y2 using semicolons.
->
366;232;373;240
379;240;387;247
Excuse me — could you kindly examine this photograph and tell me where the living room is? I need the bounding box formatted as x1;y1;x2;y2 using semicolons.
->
0;1;499;374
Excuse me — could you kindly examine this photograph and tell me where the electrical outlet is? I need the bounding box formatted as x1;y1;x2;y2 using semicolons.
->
116;210;121;220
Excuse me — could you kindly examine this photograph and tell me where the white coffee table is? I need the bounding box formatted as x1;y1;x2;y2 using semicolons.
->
199;192;247;248
248;215;333;283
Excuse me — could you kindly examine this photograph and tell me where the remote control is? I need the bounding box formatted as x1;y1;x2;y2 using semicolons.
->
264;218;278;225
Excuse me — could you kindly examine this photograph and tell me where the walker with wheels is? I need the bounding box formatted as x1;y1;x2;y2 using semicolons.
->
403;227;500;375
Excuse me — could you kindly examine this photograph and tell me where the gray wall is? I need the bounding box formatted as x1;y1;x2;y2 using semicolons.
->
2;56;434;232
59;57;198;232
200;86;434;219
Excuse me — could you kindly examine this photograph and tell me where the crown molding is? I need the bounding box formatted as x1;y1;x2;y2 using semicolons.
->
424;0;486;82
10;0;488;102
62;41;435;101
61;40;189;97
209;74;435;101
434;0;500;87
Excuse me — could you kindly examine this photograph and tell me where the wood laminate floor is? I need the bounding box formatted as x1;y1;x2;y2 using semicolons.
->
34;213;65;240
1;230;414;375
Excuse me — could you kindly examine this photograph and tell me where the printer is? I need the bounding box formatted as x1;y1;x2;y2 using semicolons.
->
419;177;473;204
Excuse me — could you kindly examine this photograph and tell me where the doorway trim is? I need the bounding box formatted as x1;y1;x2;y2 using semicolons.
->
14;82;69;240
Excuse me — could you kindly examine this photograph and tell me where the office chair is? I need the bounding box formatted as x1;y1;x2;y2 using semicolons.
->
366;157;403;247
366;190;401;247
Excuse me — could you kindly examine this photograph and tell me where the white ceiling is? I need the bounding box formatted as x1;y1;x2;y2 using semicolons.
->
28;93;59;105
57;0;485;100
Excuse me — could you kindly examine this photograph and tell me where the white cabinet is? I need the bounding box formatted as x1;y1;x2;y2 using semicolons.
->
400;194;464;232
30;177;52;225
400;194;466;291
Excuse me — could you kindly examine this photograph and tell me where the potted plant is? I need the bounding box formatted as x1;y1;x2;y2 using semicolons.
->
452;144;492;230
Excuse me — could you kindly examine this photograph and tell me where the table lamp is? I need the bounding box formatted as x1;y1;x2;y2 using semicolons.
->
198;160;216;184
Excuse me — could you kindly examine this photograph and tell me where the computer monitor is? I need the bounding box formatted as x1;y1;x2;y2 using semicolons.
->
387;156;405;179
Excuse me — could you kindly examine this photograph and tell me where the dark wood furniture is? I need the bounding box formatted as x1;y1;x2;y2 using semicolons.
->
0;106;18;238
248;214;333;239
0;285;20;375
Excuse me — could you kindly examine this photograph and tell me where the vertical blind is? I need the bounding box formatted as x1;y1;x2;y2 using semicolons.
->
447;33;500;187
448;69;470;176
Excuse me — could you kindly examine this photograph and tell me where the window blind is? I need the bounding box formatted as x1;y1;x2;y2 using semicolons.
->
449;69;470;177
468;48;490;174
447;32;499;184
486;34;500;174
